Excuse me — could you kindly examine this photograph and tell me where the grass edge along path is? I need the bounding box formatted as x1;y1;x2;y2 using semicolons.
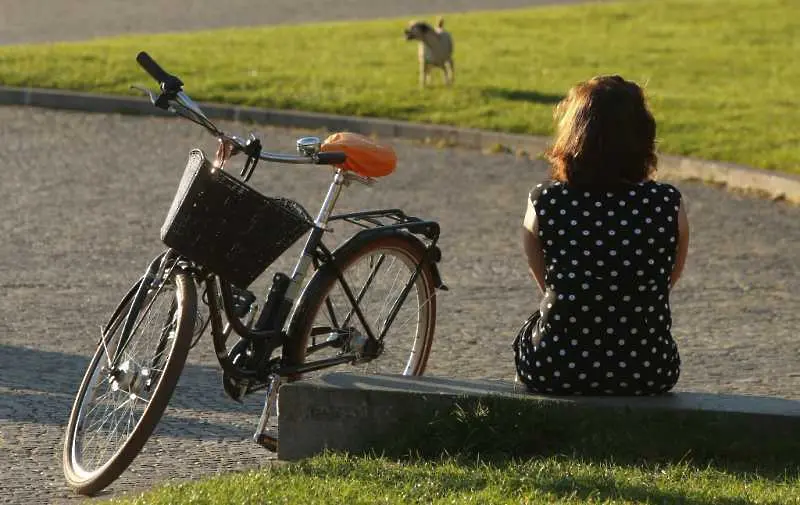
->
0;0;798;175
107;398;800;504
108;454;800;505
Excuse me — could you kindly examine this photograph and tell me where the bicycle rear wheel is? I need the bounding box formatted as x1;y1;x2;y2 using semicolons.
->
63;270;196;495
286;233;436;378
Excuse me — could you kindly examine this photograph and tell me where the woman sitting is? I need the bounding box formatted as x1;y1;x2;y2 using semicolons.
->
516;75;690;396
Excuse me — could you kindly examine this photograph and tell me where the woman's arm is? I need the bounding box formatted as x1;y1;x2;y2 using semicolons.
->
522;198;547;294
670;201;690;289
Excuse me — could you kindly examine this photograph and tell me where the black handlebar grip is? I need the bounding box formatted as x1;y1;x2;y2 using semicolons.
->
316;151;347;165
136;51;171;84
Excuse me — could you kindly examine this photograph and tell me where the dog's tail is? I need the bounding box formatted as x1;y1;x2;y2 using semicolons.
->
436;16;444;29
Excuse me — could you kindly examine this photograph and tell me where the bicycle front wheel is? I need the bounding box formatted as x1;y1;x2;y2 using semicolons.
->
286;233;437;378
63;271;197;495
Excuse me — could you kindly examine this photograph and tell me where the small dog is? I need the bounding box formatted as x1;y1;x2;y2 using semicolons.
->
404;17;454;87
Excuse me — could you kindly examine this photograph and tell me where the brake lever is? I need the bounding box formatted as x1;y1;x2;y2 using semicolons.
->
241;135;262;182
129;84;173;110
130;85;159;105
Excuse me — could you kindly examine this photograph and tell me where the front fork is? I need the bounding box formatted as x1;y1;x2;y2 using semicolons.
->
97;249;182;402
111;249;179;367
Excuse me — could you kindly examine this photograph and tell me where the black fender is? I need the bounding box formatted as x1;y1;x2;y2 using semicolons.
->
324;226;447;290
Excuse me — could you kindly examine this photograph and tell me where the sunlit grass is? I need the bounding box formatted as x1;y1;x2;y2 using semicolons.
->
109;453;800;505
0;0;797;174
106;397;800;504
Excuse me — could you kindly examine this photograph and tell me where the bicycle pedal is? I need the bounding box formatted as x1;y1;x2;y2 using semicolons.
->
230;286;257;318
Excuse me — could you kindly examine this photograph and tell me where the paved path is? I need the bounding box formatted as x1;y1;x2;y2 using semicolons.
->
0;107;798;503
0;0;596;45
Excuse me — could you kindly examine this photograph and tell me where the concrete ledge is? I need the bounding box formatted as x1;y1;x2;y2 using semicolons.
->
278;372;800;465
661;154;800;204
1;85;799;205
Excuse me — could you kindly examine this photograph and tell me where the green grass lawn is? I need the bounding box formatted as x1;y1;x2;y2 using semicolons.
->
110;453;799;505
0;0;797;174
102;397;800;505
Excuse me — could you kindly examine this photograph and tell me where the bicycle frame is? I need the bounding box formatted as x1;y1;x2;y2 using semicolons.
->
201;168;444;381
120;51;448;391
64;51;448;495
103;164;443;388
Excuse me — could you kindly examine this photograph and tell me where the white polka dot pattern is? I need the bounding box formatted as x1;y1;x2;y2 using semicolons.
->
516;180;682;395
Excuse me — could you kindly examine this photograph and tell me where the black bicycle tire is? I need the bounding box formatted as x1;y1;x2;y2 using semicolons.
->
62;272;197;495
284;232;437;377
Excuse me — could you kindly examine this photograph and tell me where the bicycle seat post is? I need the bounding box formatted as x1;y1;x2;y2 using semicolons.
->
281;162;347;313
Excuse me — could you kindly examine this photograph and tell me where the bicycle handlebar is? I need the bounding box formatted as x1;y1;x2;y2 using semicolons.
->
217;133;344;166
135;52;173;87
317;152;347;165
134;51;348;169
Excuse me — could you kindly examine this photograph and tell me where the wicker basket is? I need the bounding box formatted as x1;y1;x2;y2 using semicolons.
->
161;149;312;288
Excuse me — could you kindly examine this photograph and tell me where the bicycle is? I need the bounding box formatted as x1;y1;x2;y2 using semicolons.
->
62;52;447;496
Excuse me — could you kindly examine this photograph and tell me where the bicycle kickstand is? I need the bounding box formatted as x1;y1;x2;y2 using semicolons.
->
253;373;281;451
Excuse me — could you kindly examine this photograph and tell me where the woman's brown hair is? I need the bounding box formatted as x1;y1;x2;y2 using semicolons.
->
545;75;657;187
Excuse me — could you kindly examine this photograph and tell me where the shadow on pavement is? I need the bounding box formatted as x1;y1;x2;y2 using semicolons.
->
0;343;264;440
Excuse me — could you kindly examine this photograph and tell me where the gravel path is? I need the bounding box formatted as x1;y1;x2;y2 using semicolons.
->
0;107;798;503
0;0;596;45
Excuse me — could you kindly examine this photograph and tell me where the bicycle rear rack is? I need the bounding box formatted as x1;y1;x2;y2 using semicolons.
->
328;209;446;289
333;208;440;243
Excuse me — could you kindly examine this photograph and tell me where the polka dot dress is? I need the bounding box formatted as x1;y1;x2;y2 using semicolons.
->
516;180;682;395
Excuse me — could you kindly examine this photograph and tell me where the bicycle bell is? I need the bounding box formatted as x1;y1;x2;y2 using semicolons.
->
296;136;321;156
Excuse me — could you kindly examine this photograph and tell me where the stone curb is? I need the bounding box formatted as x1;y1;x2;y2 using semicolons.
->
278;372;800;461
2;85;799;204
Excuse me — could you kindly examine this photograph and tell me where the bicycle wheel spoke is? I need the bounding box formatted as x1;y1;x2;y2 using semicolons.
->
120;279;172;358
82;399;116;450
128;392;151;405
385;292;434;336
373;258;408;334
125;295;173;363
99;329;114;368
341;252;387;328
67;272;193;484
295;239;435;380
82;388;115;421
88;394;132;468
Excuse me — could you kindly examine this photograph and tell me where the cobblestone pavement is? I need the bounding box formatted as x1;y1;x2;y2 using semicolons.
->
0;107;798;502
0;0;597;45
